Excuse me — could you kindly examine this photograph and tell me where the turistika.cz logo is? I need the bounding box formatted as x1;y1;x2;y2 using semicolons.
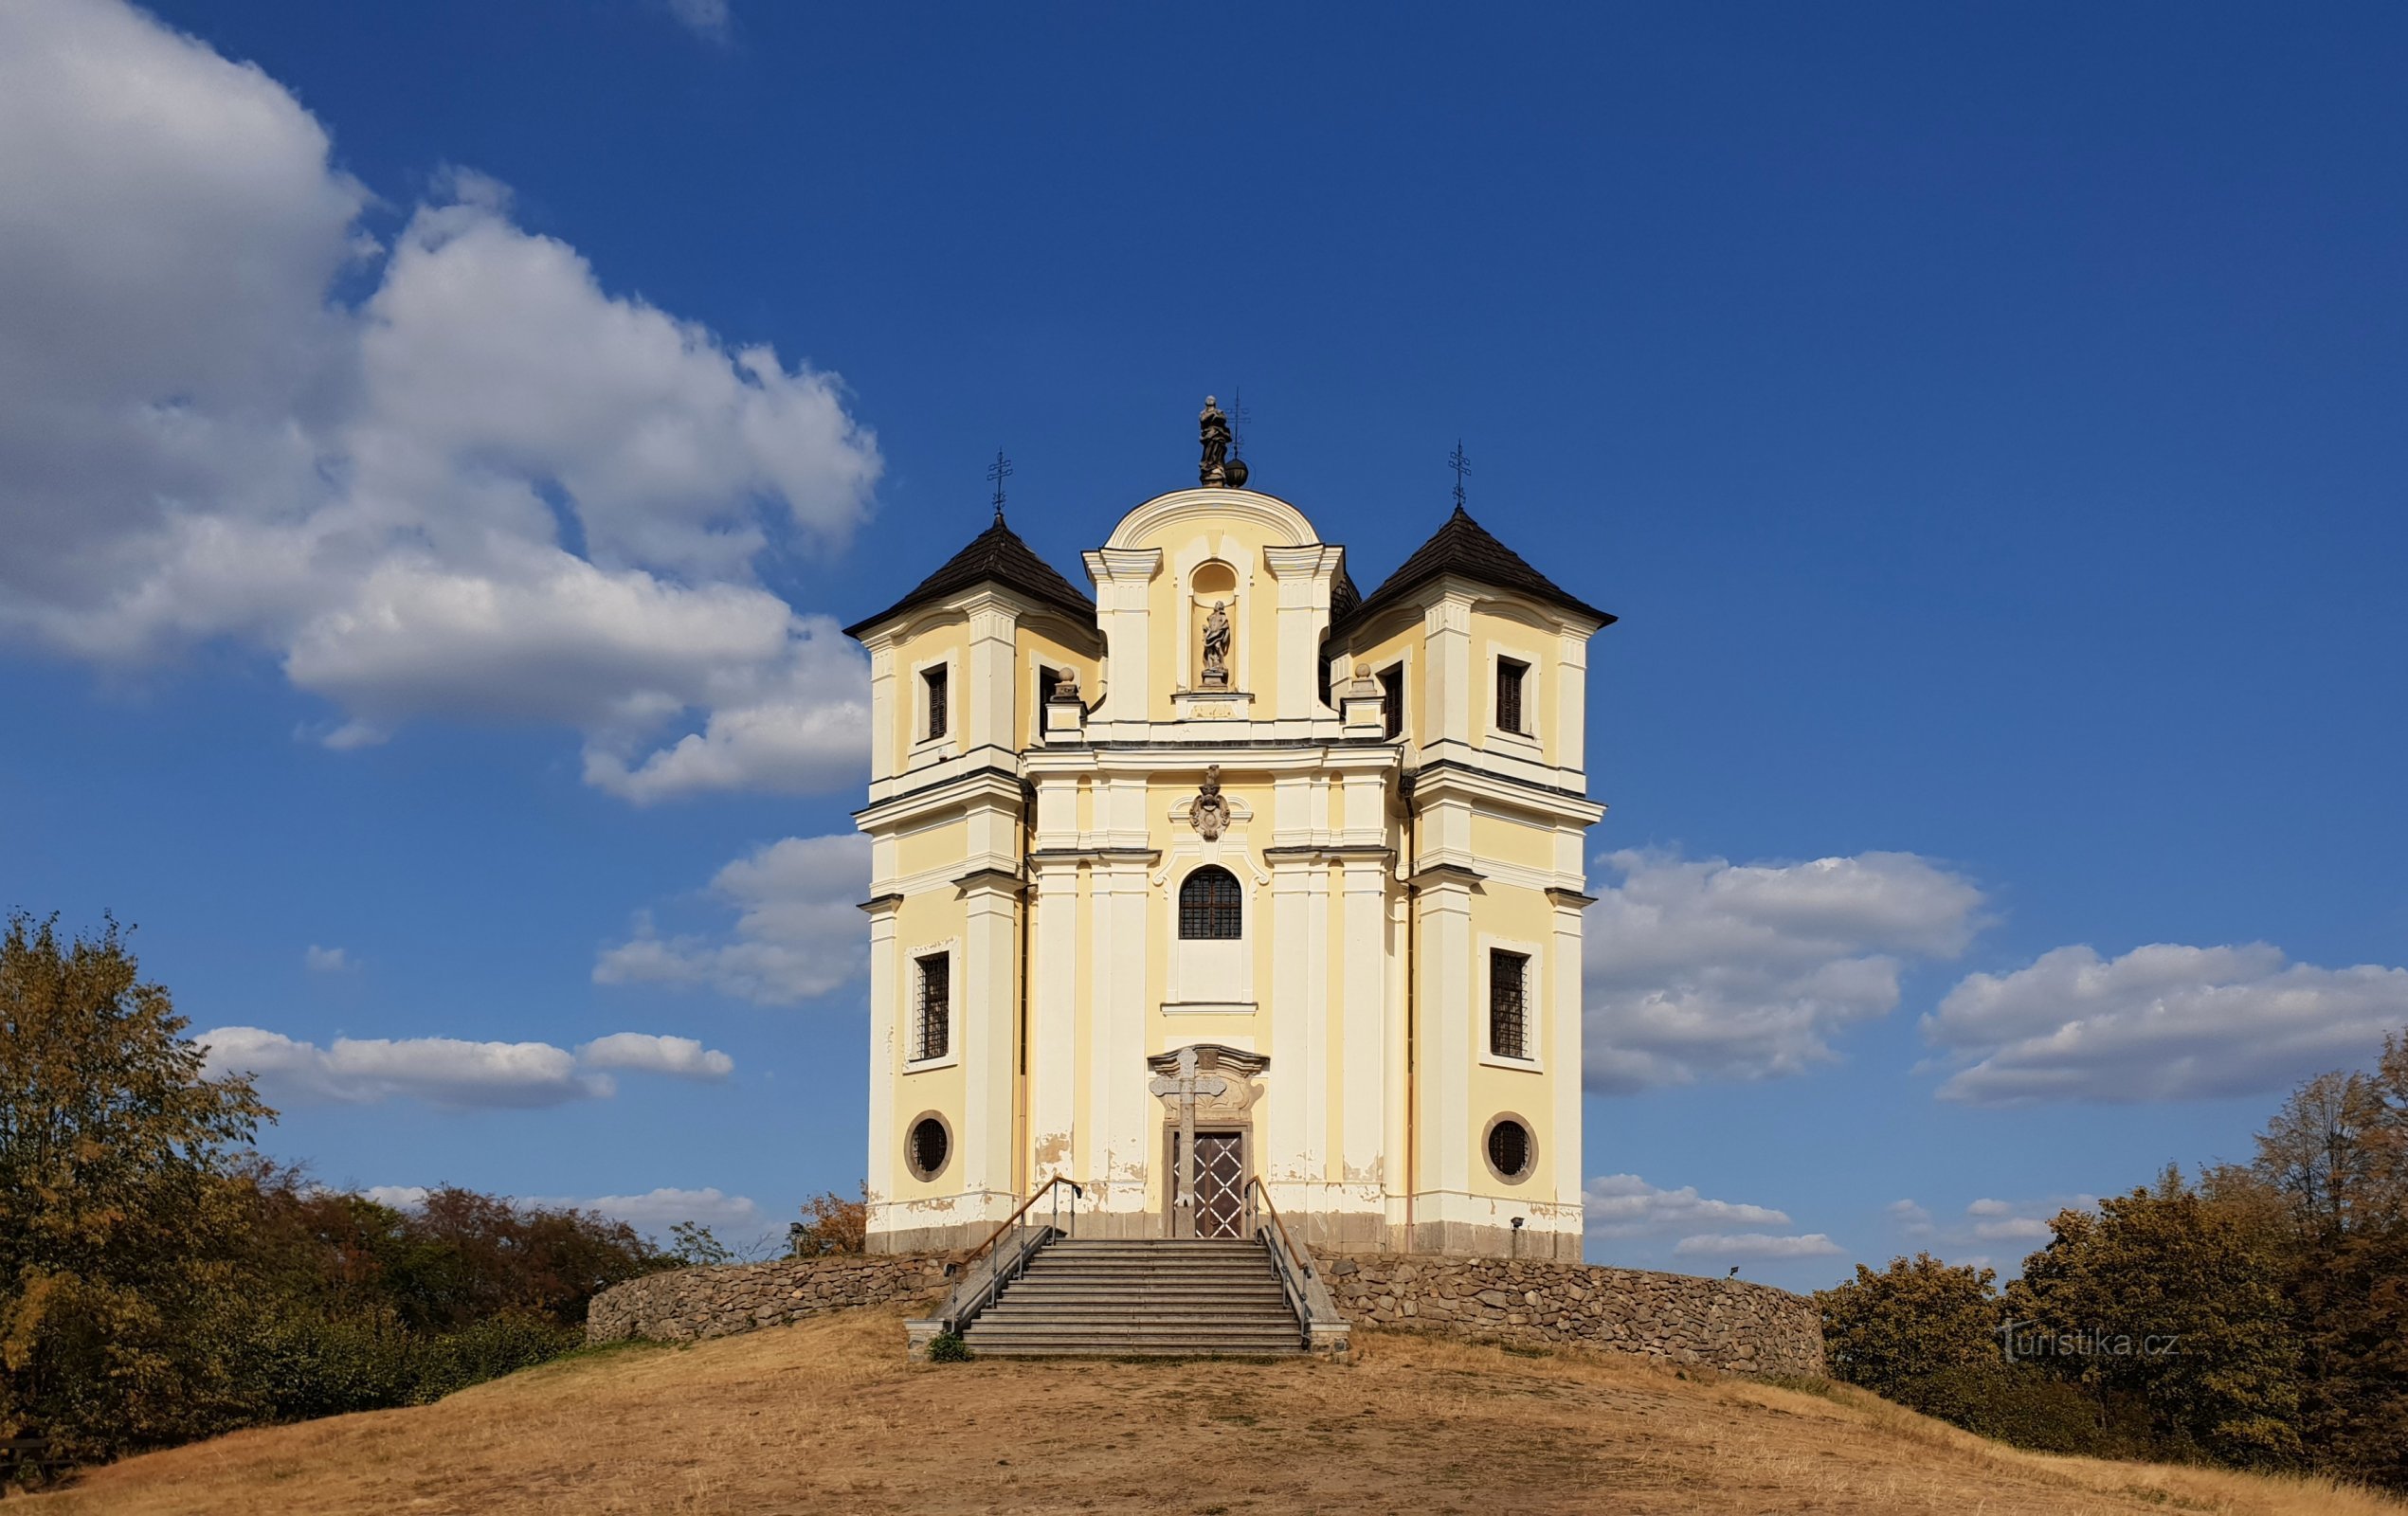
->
1997;1318;2181;1363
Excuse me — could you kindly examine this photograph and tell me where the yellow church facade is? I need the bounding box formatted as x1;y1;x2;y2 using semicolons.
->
846;434;1613;1262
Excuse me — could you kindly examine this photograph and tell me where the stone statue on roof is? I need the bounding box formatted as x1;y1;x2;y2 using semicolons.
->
1199;395;1231;483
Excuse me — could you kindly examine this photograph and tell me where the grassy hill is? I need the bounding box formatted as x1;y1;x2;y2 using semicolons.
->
27;1307;2404;1515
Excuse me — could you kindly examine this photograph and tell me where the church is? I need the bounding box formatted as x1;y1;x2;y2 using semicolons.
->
846;402;1614;1262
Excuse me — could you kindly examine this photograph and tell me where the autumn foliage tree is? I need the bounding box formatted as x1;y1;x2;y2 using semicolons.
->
0;911;271;1463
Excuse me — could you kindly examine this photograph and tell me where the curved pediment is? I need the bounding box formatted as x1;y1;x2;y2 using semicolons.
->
1103;487;1322;554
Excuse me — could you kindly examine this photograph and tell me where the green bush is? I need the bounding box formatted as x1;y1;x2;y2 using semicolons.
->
925;1332;972;1363
407;1314;586;1403
1895;1361;2114;1455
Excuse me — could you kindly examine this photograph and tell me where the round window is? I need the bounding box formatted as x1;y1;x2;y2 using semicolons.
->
906;1113;951;1182
1483;1115;1534;1184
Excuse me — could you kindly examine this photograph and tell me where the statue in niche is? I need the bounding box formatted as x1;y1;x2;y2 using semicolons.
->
1199;395;1231;484
1190;764;1230;840
1200;599;1231;688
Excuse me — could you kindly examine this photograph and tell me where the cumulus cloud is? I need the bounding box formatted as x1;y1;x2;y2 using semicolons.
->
0;0;878;801
363;1184;429;1209
1925;942;2408;1106
1584;849;1986;1092
597;832;870;1004
1583;1173;1794;1239
1673;1232;1845;1260
576;1032;734;1079
198;1025;733;1108
1886;1199;1936;1236
304;945;353;972
564;1186;760;1230
1888;1196;2082;1261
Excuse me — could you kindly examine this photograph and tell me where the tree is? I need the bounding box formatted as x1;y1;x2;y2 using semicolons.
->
2007;1167;2303;1467
2255;1035;2408;1489
788;1188;867;1257
1818;1253;2003;1402
0;911;271;1463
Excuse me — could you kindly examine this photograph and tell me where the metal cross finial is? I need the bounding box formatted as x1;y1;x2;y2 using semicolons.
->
1448;440;1472;511
987;448;1013;524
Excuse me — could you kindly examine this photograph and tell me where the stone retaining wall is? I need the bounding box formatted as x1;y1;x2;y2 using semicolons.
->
586;1253;953;1345
1323;1254;1825;1378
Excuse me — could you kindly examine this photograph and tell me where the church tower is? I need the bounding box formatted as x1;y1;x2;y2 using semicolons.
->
844;407;1614;1261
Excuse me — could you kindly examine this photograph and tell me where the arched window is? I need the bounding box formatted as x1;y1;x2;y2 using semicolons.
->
1178;866;1242;940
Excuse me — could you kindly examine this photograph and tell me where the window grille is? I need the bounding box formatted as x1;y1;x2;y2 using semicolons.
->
1178;866;1242;940
922;665;948;740
914;953;950;1061
1487;1118;1531;1180
1379;665;1404;740
908;1116;950;1180
1490;948;1528;1060
1496;659;1528;733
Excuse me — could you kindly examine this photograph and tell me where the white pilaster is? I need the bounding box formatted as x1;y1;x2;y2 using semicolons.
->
1082;547;1162;732
1267;855;1313;1204
1340;859;1387;1196
1027;854;1079;1184
863;893;901;1227
1262;543;1337;724
1426;593;1475;749
1548;887;1592;1232
959;873;1021;1217
963;593;1018;758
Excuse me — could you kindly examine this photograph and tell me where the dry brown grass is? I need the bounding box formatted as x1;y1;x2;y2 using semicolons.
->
28;1311;2406;1515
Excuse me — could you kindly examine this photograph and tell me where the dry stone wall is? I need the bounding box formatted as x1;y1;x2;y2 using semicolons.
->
1323;1255;1825;1378
586;1253;953;1345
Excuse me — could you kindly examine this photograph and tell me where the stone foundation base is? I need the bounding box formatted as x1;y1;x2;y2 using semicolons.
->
1321;1254;1825;1378
588;1253;955;1345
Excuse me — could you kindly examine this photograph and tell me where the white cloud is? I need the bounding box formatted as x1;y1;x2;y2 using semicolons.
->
1673;1232;1846;1260
1886;1199;1935;1236
576;1032;734;1080
0;0;878;801
198;1024;734;1108
304;945;353;972
662;0;733;43
363;1184;429;1209
1583;1173;1793;1238
597;832;870;1004
1924;942;2408;1106
1883;1196;2082;1263
1973;1216;2055;1242
566;1186;759;1230
201;1026;606;1109
1584;849;1987;1092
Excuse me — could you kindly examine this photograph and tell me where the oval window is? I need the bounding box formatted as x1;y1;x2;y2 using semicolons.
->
906;1114;951;1181
1485;1116;1534;1183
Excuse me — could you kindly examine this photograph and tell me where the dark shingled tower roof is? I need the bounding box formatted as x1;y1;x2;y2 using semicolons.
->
842;512;1096;639
1340;504;1614;632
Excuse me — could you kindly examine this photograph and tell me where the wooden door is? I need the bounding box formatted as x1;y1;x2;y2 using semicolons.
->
1190;1131;1245;1238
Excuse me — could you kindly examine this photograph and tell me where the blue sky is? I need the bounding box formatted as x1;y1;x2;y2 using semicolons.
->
2;0;2403;1290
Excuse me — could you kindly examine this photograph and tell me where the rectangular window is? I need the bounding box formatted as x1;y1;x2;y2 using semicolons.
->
1039;666;1061;710
914;953;951;1061
922;665;949;741
1489;948;1528;1060
1496;659;1528;734
1379;664;1404;741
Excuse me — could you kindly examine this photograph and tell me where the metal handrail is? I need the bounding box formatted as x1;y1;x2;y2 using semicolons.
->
1242;1176;1313;1340
939;1174;1082;1333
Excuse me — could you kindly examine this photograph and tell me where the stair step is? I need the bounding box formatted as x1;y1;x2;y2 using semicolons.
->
952;1236;1309;1355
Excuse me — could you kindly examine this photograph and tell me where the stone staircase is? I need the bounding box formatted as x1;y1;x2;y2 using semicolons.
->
957;1237;1307;1357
